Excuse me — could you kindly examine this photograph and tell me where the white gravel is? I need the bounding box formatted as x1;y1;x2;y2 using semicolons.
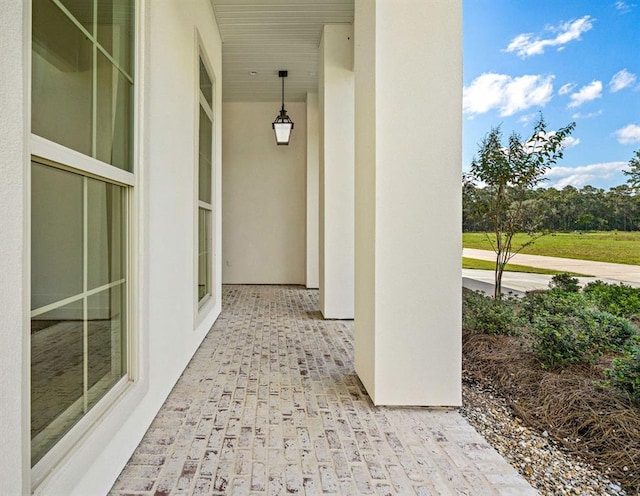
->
460;378;627;496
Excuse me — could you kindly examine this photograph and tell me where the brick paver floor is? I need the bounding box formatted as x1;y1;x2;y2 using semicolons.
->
110;285;536;495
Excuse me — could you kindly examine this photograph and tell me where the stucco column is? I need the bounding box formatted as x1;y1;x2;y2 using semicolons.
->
318;25;355;319
354;0;462;405
0;1;30;493
306;92;320;289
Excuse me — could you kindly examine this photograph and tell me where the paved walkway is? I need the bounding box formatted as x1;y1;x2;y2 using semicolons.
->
463;269;560;296
110;285;535;495
464;248;640;287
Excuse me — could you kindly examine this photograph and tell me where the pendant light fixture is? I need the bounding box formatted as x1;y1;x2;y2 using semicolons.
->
272;70;294;145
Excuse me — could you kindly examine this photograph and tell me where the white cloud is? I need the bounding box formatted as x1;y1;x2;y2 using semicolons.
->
545;162;627;188
609;69;637;92
463;73;554;117
558;83;576;95
568;80;603;108
504;16;594;58
614;124;640;144
517;113;538;126
562;136;581;148
615;1;636;13
572;110;603;119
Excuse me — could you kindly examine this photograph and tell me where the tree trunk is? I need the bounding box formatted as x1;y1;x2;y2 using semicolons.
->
494;255;504;298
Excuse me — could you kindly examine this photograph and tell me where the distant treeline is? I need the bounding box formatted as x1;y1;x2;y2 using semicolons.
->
463;183;640;232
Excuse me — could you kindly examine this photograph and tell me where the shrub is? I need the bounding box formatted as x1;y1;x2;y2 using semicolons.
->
470;283;639;370
462;290;523;336
581;308;637;350
583;280;640;318
523;289;588;322
605;342;640;403
549;273;580;293
531;312;593;369
531;307;637;369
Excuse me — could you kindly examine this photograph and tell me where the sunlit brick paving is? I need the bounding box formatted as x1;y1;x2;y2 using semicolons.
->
110;285;535;495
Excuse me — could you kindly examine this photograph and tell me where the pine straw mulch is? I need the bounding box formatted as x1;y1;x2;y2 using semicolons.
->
462;330;640;493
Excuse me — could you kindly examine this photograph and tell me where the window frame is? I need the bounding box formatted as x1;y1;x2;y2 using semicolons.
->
195;44;216;319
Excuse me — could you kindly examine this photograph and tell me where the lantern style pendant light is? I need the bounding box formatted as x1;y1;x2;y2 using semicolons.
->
272;70;294;145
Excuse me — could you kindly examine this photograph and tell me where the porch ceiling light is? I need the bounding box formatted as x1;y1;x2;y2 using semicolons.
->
272;70;294;145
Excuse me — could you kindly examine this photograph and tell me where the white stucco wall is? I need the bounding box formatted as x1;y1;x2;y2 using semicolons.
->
0;2;30;494
306;93;320;289
222;101;307;285
353;0;377;398
29;1;224;494
354;0;462;406
319;25;355;319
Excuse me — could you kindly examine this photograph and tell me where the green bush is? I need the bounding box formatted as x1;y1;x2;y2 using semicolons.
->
467;283;639;370
580;308;637;350
605;343;640;403
462;290;523;336
583;280;640;318
531;307;637;369
531;312;593;369
549;273;580;293
524;289;588;322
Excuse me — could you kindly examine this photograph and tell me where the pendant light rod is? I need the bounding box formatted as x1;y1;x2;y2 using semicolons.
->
279;70;287;112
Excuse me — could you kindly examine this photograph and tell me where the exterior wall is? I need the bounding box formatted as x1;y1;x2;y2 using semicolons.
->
353;0;377;397
222;101;307;285
306;93;320;289
66;2;223;493
319;25;355;319
0;1;224;494
354;0;462;405
0;2;30;494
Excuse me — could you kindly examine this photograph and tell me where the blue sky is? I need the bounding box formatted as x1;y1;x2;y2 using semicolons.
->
463;0;640;189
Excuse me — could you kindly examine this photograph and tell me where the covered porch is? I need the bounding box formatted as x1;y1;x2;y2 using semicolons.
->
1;0;466;493
109;286;534;495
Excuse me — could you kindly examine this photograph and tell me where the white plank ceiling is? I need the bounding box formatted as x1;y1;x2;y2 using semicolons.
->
210;0;354;102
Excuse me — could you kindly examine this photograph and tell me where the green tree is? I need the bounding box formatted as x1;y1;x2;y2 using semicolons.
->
607;185;633;231
466;115;575;298
623;149;640;191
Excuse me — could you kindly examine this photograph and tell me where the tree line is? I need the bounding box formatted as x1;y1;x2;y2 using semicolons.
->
463;182;640;232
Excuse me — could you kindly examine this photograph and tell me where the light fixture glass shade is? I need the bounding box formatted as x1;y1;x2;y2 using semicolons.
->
272;111;294;145
273;70;294;145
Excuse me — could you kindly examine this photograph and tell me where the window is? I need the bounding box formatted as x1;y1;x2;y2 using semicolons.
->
30;0;134;469
198;56;214;304
30;162;128;465
32;0;134;171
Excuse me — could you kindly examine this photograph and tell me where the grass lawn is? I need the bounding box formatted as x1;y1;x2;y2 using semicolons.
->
462;257;583;275
463;231;640;266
